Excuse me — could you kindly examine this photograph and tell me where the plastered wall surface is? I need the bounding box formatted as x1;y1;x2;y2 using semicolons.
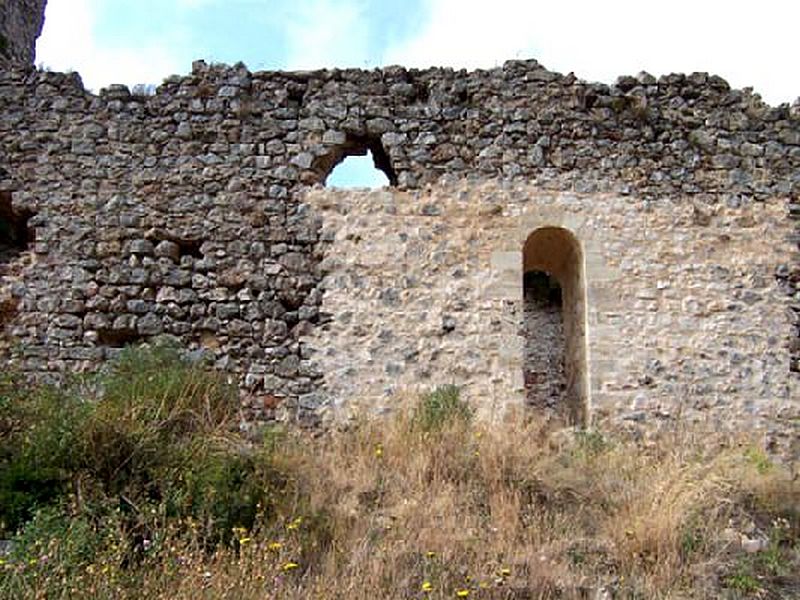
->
304;184;797;444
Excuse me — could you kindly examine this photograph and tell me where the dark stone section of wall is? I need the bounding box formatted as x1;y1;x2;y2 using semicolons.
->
0;58;798;421
0;0;47;65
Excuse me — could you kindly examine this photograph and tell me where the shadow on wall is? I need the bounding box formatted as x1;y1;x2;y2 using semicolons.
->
0;190;34;273
522;227;587;425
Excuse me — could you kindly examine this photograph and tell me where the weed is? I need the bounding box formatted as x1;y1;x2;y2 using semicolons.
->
573;428;612;458
1;355;798;599
744;446;773;474
411;384;471;432
725;567;761;594
0;377;88;535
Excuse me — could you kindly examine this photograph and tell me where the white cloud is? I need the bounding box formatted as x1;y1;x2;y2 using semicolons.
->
33;0;800;105
387;0;800;105
284;0;372;70
36;0;183;92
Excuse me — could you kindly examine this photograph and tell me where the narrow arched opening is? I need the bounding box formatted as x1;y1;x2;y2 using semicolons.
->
313;132;397;187
522;227;587;424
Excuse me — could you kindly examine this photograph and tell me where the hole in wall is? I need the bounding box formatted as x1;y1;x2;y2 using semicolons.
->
314;133;397;187
174;238;203;259
145;230;205;259
0;190;35;274
326;151;391;189
522;227;587;425
96;328;144;348
286;81;307;108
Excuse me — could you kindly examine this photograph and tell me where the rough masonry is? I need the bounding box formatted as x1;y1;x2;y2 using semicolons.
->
0;0;46;66
0;2;798;442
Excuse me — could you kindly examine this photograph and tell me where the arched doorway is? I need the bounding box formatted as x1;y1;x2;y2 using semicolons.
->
522;227;587;424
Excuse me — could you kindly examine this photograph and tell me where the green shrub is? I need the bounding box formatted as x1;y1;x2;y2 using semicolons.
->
79;339;239;495
78;341;293;547
176;448;287;546
411;385;472;432
0;502;130;599
0;377;88;536
0;341;298;555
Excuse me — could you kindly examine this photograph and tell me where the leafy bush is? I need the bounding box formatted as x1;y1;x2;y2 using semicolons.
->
0;378;88;536
79;340;239;494
0;341;296;551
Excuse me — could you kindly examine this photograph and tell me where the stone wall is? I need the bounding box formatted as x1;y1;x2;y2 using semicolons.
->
0;0;47;65
0;57;798;432
304;183;797;445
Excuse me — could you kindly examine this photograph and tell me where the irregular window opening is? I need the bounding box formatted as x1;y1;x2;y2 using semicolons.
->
146;231;204;259
174;238;203;259
0;190;34;273
96;328;144;348
313;133;397;187
326;151;390;189
522;227;587;425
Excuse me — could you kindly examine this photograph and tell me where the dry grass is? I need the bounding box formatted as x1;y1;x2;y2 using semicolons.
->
3;397;799;599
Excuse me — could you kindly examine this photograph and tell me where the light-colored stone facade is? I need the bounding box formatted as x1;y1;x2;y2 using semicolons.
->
305;183;798;437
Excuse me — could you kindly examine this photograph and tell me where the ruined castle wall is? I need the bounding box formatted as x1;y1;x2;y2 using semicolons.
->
0;0;47;65
0;58;798;428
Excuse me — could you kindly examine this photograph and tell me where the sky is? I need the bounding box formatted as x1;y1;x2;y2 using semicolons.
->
35;0;800;188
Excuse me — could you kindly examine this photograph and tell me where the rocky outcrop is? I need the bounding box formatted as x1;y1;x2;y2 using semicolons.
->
0;0;47;65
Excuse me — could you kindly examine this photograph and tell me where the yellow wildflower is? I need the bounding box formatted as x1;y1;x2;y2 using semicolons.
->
426;551;436;558
282;562;300;571
238;537;251;545
456;590;470;597
375;444;384;458
422;581;433;592
287;517;303;531
268;542;283;551
499;567;511;577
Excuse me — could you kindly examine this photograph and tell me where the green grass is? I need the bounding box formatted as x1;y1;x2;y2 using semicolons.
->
0;345;798;599
411;384;472;432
